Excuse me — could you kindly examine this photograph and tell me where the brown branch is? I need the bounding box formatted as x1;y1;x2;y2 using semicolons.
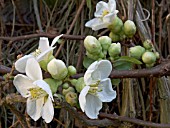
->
0;33;85;43
99;113;170;128
1;60;170;81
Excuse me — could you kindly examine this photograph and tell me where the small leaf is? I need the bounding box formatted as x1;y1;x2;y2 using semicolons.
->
86;0;92;18
115;61;133;70
114;56;142;65
83;56;95;69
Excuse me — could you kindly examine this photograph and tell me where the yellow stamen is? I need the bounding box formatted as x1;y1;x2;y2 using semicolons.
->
32;49;41;57
102;10;109;16
29;87;47;100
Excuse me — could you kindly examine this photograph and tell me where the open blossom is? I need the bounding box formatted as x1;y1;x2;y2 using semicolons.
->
79;60;116;119
13;58;54;123
15;35;63;73
85;0;118;31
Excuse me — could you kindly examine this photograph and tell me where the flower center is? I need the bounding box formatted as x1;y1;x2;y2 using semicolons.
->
88;80;102;95
102;10;109;16
29;87;47;100
32;49;41;57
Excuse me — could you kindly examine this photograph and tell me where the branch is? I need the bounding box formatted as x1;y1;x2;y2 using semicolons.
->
0;33;85;43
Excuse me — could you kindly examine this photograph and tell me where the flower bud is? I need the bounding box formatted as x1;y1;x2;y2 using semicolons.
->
109;32;120;42
65;92;77;106
44;78;62;94
47;59;68;80
69;79;77;86
84;36;102;54
123;20;136;38
39;55;54;71
108;43;121;57
143;40;152;50
142;51;156;64
108;16;123;33
68;65;77;76
146;63;155;68
130;46;145;60
62;82;69;89
86;51;100;60
154;52;160;59
74;77;86;92
62;87;75;96
98;36;112;51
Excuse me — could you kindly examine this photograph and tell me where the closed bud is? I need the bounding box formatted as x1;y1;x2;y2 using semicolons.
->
142;52;156;64
108;43;121;57
62;87;75;96
39;54;54;71
84;36;102;54
65;92;78;106
47;59;68;80
146;63;155;68
74;77;86;92
123;20;136;38
69;79;77;86
143;40;152;50
68;65;77;76
154;52;160;59
109;32;120;42
98;36;112;51
62;82;69;89
108;16;123;33
130;46;145;60
86;51;100;60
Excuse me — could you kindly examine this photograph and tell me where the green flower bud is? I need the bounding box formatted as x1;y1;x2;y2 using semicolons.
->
142;52;156;64
130;46;145;60
146;63;155;68
69;79;77;86
109;32;120;42
65;92;77;106
47;59;68;80
108;43;121;57
108;16;123;33
143;40;152;50
86;51;100;60
74;77;86;92
68;65;77;76
62;87;75;96
84;36;102;54
44;78;62;94
154;52;160;59
62;82;69;89
123;20;136;38
98;36;112;51
39;54;55;71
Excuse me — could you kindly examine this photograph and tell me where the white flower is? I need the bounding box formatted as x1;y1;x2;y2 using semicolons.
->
79;60;116;119
15;35;63;73
13;58;54;123
85;0;118;31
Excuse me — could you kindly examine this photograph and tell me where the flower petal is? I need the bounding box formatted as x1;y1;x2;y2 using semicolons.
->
36;47;54;62
94;1;108;17
26;58;42;81
42;97;54;123
27;97;44;121
108;0;117;12
33;80;53;101
91;60;112;80
51;34;63;47
103;13;117;24
38;37;50;53
84;94;102;119
13;74;36;97
15;55;34;73
79;86;90;112
85;18;108;31
97;78;116;102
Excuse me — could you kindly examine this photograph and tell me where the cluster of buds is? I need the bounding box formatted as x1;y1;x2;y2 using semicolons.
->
84;36;121;64
129;40;160;67
108;17;136;42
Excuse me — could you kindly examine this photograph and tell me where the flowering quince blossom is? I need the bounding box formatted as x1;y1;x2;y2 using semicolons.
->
15;34;63;73
13;58;54;123
85;0;119;31
79;60;116;119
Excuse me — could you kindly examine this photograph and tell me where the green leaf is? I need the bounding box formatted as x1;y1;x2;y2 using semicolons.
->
83;56;95;69
115;61;133;70
86;0;92;18
114;56;142;65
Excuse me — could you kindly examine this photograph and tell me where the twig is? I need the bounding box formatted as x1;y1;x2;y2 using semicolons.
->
99;113;170;128
0;33;86;43
151;0;155;44
54;0;86;57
